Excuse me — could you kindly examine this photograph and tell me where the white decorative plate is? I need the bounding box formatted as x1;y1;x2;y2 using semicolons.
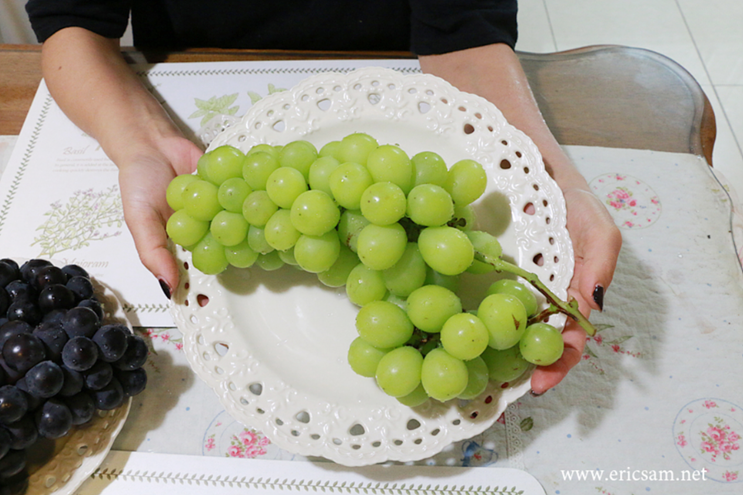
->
9;259;134;494
170;67;573;466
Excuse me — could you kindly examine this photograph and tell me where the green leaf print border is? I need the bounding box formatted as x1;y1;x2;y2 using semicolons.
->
91;468;526;494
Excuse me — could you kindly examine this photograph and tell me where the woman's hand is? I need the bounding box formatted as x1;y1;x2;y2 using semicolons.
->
420;44;622;394
41;27;203;296
117;136;203;298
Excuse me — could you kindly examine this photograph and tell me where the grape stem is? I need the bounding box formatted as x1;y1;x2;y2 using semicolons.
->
475;252;597;336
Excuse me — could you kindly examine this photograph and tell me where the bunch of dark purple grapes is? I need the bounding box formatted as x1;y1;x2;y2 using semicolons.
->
0;258;148;493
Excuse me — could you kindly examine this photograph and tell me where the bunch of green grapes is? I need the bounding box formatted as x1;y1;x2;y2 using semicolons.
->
166;132;571;407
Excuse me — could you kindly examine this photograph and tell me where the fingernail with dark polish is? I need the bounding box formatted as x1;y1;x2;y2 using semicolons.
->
593;284;604;311
159;279;171;300
530;390;543;397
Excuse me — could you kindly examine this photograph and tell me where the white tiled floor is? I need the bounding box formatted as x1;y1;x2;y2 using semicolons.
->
518;0;743;197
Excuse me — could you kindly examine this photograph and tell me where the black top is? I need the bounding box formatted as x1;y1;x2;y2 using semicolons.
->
25;0;518;55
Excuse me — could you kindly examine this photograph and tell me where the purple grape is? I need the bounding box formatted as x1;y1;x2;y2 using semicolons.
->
0;261;19;288
115;368;147;397
37;284;76;314
65;276;94;302
19;259;52;285
40;309;66;325
0;448;26;480
0;361;21;387
35;398;73;439
1;416;36;450
0;322;32;350
64;392;95;426
12;378;41;412
31;322;68;363
1;334;46;373
5;301;42;326
0;290;9;317
34;266;67;290
77;298;103;321
60;306;100;338
61;264;89;280
24;361;64;399
0;387;27;425
91;377;124;410
61;336;98;372
3;282;34;304
0;428;10;460
57;366;84;398
112;335;148;371
92;324;129;363
82;361;112;391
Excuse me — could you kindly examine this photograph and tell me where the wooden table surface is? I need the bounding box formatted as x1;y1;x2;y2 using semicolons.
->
0;44;716;165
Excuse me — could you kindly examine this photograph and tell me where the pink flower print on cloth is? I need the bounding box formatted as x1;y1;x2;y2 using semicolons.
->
673;398;743;483
589;173;661;229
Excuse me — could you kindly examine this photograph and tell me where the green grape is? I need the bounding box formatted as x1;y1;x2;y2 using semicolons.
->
360;182;406;226
486;279;539;317
397;383;430;407
166;209;209;247
242;190;279;227
328;162;374;210
318;140;342;159
365;144;413;194
519;323;564;366
308;155;341;196
383;293;407;311
418;226;474;276
278;140;318;180
224;239;260;268
196;151;212;181
406;184;454;227
346;263;387;306
210;210;249;247
458;356;489;400
242;151;280;190
166;174;200;211
421;348;468;402
218;177;252;213
411;151;448;188
382;242;426;297
465;230;502;274
247;224;274;255
263;209;301;251
290;190;340;236
406;285;462;333
204;145;245;185
356;223;408;271
337;209;370;252
451;204;476;230
337;132;378;165
278;247;298;266
444;159;487;206
355;300;414;349
440;313;489;361
247;143;281;160
424;267;461;293
182;179;223;221
293;230;341;273
477;293;528;350
347;337;390;377
375;346;423;398
481;345;530;382
266;167;308;209
317;244;359;288
191;232;229;275
256;251;285;271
